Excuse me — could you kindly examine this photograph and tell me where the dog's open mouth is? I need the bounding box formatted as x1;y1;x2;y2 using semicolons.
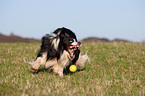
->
67;41;81;60
68;45;78;60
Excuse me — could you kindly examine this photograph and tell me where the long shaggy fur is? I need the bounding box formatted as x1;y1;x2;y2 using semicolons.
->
29;27;89;77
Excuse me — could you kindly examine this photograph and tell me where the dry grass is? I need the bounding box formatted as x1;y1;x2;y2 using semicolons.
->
0;42;145;96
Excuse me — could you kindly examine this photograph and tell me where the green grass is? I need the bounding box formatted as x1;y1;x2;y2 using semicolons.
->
0;42;145;96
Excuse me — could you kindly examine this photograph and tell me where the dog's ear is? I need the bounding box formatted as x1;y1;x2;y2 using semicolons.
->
59;31;65;38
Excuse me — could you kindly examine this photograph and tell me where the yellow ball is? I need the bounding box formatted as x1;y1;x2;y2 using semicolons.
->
69;65;77;72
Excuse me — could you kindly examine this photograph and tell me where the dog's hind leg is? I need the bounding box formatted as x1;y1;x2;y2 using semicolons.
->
30;52;47;72
45;58;57;69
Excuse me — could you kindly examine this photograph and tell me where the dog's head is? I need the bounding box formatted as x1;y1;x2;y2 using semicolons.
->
54;27;81;59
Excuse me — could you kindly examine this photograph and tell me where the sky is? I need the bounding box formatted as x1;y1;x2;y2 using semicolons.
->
0;0;145;42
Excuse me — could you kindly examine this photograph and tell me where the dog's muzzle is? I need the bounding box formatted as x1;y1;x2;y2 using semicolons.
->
68;42;81;60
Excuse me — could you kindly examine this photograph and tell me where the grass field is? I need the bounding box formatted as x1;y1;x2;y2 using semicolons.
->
0;42;145;96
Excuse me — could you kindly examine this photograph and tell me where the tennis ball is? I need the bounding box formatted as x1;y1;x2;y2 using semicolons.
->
69;65;77;72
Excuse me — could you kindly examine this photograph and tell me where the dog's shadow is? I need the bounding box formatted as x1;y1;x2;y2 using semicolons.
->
29;66;85;76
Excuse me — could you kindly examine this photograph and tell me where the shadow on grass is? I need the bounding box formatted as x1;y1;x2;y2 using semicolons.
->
28;66;85;76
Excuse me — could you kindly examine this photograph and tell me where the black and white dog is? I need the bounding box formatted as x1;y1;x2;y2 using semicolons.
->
29;27;88;77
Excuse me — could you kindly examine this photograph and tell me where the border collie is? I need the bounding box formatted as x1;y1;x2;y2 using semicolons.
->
29;27;89;77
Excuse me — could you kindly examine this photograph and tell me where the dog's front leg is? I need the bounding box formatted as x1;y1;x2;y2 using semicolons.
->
53;65;63;77
53;50;70;77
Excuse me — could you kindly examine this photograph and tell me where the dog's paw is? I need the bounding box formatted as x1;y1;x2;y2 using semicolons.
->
58;71;63;77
